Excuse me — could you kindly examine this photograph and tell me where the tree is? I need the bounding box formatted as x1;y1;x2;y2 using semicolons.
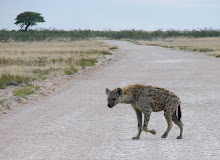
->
14;11;45;31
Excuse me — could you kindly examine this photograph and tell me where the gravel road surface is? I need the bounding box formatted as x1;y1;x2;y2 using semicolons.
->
0;40;220;160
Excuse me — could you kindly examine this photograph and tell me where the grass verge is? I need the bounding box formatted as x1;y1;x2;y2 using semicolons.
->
136;37;220;58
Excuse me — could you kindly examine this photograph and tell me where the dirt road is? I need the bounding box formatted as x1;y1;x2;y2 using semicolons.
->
0;40;219;160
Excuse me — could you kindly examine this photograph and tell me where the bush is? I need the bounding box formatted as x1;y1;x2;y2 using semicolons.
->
198;48;214;52
77;58;98;68
64;65;78;75
13;86;35;99
0;74;30;89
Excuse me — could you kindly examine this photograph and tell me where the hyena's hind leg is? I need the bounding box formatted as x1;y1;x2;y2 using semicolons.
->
172;106;183;139
161;101;178;138
161;111;173;138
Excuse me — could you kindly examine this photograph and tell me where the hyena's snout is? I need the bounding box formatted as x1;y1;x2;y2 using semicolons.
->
107;104;113;108
107;102;114;108
107;100;116;108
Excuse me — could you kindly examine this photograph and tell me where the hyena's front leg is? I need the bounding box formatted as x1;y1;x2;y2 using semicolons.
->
132;107;142;139
143;110;156;135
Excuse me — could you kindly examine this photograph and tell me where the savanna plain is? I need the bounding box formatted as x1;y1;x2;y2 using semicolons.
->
0;39;116;111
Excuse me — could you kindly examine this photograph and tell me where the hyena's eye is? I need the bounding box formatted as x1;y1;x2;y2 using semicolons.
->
112;98;116;101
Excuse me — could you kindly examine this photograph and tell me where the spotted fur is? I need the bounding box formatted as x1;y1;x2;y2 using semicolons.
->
106;84;183;139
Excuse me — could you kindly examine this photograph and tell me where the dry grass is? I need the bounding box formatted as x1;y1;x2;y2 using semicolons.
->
136;37;220;58
0;39;116;103
0;40;115;91
0;40;113;78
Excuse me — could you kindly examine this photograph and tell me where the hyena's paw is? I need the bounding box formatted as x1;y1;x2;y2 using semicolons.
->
151;129;156;135
143;128;156;135
161;134;168;138
132;136;140;140
176;135;182;139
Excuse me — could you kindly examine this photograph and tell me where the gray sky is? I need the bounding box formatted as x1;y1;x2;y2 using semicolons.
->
0;0;219;31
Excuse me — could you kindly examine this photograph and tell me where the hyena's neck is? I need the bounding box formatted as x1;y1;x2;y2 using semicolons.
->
120;92;134;104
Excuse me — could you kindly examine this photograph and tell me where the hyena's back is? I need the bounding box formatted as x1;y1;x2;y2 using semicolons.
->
123;84;180;112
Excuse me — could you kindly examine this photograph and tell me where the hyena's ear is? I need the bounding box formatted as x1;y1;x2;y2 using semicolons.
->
106;88;110;95
117;88;124;95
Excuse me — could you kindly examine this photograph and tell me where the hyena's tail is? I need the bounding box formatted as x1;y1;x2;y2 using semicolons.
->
177;103;182;122
176;102;183;126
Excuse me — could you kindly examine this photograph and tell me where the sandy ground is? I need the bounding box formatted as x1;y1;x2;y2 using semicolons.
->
0;40;220;160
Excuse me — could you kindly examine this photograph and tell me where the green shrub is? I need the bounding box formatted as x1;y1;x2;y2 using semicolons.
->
0;74;30;89
109;46;118;50
198;48;214;52
179;46;188;50
64;65;78;75
13;86;35;99
86;50;112;55
0;100;3;105
32;68;53;75
32;68;61;80
193;49;198;51
99;50;112;55
210;54;220;58
29;84;40;91
77;58;97;68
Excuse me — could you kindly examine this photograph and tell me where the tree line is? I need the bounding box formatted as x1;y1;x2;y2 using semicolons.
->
1;28;220;42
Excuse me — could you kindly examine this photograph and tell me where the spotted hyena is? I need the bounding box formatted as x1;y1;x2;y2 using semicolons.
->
105;84;183;139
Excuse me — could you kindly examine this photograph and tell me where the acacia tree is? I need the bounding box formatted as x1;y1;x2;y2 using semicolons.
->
14;11;45;31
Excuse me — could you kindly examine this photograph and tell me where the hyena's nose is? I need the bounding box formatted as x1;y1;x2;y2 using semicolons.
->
108;104;112;108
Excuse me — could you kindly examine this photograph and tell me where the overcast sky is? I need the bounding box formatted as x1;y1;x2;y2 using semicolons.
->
0;0;219;31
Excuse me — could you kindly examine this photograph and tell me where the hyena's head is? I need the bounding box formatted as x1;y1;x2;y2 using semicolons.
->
105;88;124;108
